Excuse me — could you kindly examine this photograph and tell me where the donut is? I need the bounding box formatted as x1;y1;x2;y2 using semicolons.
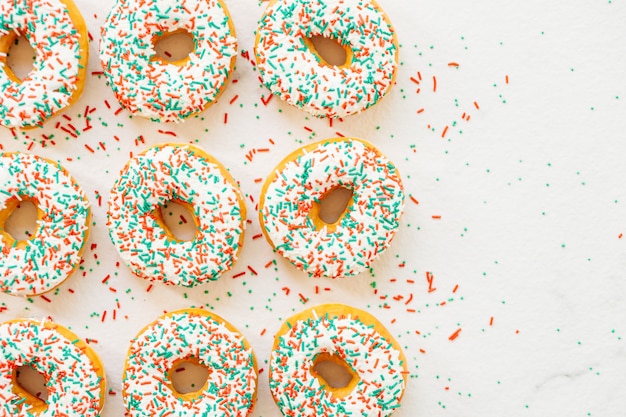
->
100;0;237;122
269;304;408;417
123;308;258;417
107;143;246;287
0;152;91;296
259;138;404;278
0;318;106;416
0;0;89;129
254;0;399;118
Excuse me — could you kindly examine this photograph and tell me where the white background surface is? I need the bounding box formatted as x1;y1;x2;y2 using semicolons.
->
1;0;626;415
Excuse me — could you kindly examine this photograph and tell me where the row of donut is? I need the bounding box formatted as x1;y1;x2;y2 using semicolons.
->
0;304;408;417
1;0;399;129
0;138;405;297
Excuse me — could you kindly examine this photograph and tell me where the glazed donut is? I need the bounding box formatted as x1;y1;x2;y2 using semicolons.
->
269;304;407;417
255;0;399;118
0;318;106;416
107;143;246;287
0;152;91;296
123;308;258;417
100;0;237;122
259;138;404;278
0;0;89;129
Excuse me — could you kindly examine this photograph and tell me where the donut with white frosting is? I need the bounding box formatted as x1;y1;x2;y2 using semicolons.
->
0;318;106;416
255;0;399;118
100;0;237;122
123;308;258;417
259;138;404;278
0;0;89;129
107;143;246;287
269;304;408;417
0;152;91;296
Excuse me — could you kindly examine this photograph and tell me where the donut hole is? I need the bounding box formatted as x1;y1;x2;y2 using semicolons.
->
308;35;351;67
4;33;35;82
315;186;354;226
168;358;210;397
152;29;195;64
2;199;38;243
14;364;49;402
157;200;198;242
311;353;358;397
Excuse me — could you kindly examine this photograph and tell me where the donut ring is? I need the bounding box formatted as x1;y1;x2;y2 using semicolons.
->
107;144;246;287
0;318;106;416
259;138;405;278
0;0;89;129
100;0;237;122
123;308;258;417
0;152;91;296
255;0;399;118
269;304;408;417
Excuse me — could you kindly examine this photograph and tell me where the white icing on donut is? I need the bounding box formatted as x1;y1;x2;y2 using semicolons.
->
0;320;104;417
260;138;404;278
100;0;237;122
0;0;86;128
123;310;257;417
0;152;90;296
107;144;245;287
269;311;406;416
255;0;398;118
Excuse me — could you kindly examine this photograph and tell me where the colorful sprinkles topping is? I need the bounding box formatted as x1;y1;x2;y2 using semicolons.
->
255;0;399;118
259;138;405;278
269;306;406;417
107;144;246;287
0;152;90;296
123;309;257;417
0;0;87;129
0;319;104;416
99;0;237;122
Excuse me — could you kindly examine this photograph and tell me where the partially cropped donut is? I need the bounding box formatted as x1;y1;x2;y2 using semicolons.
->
259;138;405;278
0;152;91;296
255;0;399;118
123;308;258;417
0;318;106;416
269;304;408;417
107;143;246;287
100;0;237;122
0;0;89;129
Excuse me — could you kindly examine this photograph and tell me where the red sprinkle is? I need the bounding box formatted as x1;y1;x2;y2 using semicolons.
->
448;328;462;341
261;95;273;106
158;130;177;137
